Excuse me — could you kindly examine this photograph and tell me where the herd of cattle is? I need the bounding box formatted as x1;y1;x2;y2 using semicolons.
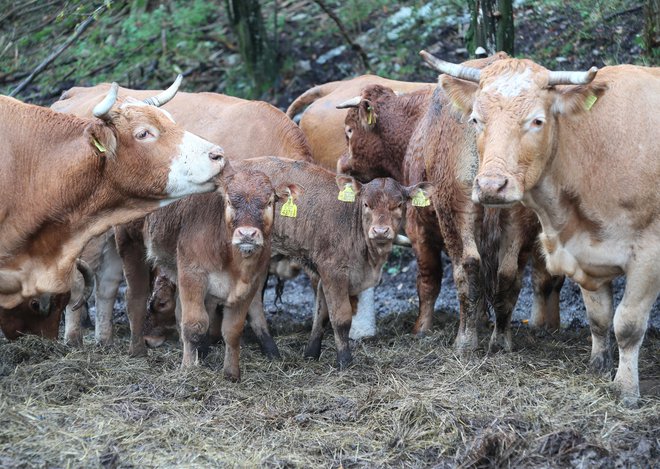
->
0;50;657;407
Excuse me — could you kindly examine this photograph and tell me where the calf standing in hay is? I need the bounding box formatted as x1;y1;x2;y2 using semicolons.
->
117;169;299;381
425;52;659;405
234;157;433;369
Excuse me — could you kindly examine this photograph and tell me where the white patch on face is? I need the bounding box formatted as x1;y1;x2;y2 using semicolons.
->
164;132;225;199
484;67;533;97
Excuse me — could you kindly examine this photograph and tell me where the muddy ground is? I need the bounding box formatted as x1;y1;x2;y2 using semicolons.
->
0;249;658;468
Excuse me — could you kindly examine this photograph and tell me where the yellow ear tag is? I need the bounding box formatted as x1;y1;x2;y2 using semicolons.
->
584;94;597;111
280;196;298;218
366;106;375;125
411;189;431;207
92;138;106;153
338;183;356;202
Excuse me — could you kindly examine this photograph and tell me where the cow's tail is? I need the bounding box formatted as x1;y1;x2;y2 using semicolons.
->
479;207;503;320
285;81;344;119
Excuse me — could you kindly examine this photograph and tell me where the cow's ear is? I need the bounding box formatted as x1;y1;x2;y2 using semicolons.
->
275;183;303;202
439;75;478;117
336;174;361;194
358;99;378;128
404;181;435;205
84;123;117;158
551;82;608;116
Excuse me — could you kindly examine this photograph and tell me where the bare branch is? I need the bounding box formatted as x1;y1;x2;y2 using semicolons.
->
312;0;369;70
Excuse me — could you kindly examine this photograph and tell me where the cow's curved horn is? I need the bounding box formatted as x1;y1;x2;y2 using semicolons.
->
547;67;598;86
336;96;361;109
72;259;95;311
143;74;183;107
419;50;481;83
92;82;119;118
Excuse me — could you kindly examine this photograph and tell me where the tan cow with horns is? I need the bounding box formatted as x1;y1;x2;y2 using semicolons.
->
421;51;660;406
0;77;228;309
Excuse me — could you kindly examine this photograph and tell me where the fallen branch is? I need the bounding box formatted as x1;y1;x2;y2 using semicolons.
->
311;0;369;70
9;4;108;98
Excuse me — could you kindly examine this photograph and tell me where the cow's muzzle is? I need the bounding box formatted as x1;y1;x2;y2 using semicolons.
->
472;172;522;207
232;227;264;257
368;225;394;243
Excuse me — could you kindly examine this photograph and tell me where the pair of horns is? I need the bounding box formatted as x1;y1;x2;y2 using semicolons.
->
419;50;598;86
92;74;183;118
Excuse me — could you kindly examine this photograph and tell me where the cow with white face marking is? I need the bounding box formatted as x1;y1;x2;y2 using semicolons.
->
424;51;660;406
0;76;228;309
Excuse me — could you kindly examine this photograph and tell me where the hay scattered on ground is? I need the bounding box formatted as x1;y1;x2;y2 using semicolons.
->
1;315;658;468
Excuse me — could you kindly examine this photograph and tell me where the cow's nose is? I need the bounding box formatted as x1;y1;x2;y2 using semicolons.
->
476;174;508;194
238;227;258;239
209;146;225;161
371;226;392;238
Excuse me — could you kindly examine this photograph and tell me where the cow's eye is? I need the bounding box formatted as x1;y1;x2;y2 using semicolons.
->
135;129;152;140
531;118;545;128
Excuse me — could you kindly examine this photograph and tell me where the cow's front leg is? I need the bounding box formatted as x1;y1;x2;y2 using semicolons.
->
580;283;614;375
529;245;564;331
322;277;353;369
453;253;483;354
612;262;659;407
178;270;209;368
221;302;251;382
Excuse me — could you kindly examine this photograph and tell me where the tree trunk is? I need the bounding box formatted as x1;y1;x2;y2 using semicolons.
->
467;0;514;57
226;0;276;95
644;0;660;59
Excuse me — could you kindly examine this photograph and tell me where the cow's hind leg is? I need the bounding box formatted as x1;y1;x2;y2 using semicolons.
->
612;262;659;407
304;281;329;360
115;222;150;358
247;289;280;359
580;283;614;375
321;277;354;369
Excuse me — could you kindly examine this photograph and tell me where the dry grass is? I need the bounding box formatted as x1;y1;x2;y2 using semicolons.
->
1;313;658;468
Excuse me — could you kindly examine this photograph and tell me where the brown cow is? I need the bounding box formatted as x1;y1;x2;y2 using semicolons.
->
286;75;433;169
117;169;299;378
427;53;659;405
0;78;228;309
337;56;563;353
233;157;433;369
52;85;312;347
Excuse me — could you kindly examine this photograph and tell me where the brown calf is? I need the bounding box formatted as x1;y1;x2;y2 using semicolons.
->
117;169;299;380
233;157;433;369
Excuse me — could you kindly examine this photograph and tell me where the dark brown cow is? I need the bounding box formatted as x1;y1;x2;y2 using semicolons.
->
427;53;659;405
0;79;228;309
117;169;299;379
338;65;563;353
233;157;433;369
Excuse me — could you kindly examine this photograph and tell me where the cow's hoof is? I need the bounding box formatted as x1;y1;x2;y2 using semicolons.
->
64;334;83;348
95;336;113;348
454;332;478;354
488;332;512;354
223;370;241;383
129;343;147;358
258;335;281;360
336;350;353;370
304;340;322;360
588;352;613;376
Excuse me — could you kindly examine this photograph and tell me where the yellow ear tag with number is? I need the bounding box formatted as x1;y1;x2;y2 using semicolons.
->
584;94;597;111
280;196;298;218
411;189;431;207
92;138;106;153
338;183;356;202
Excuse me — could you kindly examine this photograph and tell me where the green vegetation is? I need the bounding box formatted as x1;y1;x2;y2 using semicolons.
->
0;0;655;105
